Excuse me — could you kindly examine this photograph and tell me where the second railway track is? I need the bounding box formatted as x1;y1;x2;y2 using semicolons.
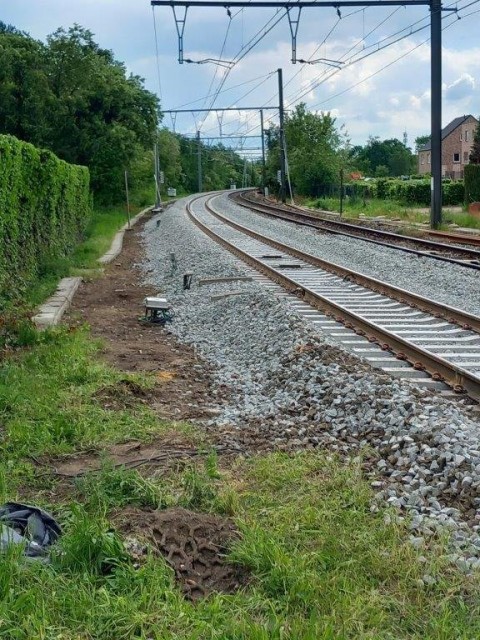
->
188;193;480;402
231;189;480;271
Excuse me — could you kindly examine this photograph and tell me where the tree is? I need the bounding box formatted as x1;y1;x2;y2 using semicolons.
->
264;103;346;195
469;118;480;164
415;135;431;152
353;137;415;177
0;24;160;203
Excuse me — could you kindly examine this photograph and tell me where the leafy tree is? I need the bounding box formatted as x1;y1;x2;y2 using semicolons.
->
469;118;480;164
415;135;431;152
353;137;415;177
0;24;159;203
264;103;347;195
375;165;390;178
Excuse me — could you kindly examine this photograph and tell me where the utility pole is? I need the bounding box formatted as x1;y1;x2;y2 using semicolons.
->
124;170;131;228
430;0;442;229
278;68;287;204
154;141;162;209
260;109;266;195
196;130;202;193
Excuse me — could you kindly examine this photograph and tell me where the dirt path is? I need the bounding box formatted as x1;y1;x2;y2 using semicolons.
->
66;211;216;423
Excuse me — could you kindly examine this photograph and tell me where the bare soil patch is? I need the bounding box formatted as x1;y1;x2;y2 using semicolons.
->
66;213;217;423
117;506;249;599
39;432;204;478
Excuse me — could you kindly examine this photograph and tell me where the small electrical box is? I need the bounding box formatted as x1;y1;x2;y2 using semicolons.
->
143;297;172;324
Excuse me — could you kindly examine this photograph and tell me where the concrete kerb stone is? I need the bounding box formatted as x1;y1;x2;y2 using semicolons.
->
32;277;83;329
33;204;153;329
98;205;153;265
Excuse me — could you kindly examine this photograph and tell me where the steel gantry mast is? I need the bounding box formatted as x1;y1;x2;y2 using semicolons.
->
152;0;453;228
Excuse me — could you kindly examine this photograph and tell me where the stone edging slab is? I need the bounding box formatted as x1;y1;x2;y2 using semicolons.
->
98;205;153;265
32;277;83;328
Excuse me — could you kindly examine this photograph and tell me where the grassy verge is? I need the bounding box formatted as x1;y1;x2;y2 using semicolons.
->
25;191;155;308
303;196;480;230
1;328;480;638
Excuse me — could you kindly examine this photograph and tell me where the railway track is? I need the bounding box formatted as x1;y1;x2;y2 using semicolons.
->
230;190;480;271
187;193;480;402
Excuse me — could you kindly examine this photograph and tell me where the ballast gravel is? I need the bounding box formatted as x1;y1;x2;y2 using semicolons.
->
211;192;480;317
142;195;480;571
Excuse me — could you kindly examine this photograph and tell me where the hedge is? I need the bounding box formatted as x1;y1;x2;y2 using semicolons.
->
0;135;91;303
365;178;464;206
465;165;480;204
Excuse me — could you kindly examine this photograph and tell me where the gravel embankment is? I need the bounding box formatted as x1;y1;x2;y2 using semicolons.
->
142;195;480;570
211;192;480;316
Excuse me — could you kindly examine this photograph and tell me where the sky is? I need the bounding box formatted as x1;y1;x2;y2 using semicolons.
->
2;0;479;151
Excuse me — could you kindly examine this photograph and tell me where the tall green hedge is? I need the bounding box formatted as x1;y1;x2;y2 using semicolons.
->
0;135;91;303
464;165;480;204
366;178;464;206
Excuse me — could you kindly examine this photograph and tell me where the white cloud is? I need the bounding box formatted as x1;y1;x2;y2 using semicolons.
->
445;73;476;101
2;0;480;145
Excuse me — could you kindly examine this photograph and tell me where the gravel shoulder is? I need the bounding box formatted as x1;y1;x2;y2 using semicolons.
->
211;192;480;316
141;194;480;570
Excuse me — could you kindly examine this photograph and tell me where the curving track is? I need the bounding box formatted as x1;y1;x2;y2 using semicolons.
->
187;193;480;401
230;189;480;271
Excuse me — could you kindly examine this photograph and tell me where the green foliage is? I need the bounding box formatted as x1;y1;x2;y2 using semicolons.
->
0;327;171;458
356;177;465;207
0;24;159;204
374;164;389;177
172;131;256;193
53;505;129;574
469;117;480;164
0;134;91;304
265;103;347;196
465;164;480;203
415;134;431;152
78;463;167;512
350;136;416;177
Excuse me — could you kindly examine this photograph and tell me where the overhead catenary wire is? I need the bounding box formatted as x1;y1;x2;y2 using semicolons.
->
223;4;407;137
227;0;475;139
160;0;476;159
305;2;478;109
198;8;288;129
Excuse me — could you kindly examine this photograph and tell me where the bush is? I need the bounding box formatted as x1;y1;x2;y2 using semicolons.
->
465;165;480;203
0;135;91;303
368;178;465;207
443;181;465;206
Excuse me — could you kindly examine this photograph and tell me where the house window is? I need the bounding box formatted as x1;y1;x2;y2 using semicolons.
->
464;151;469;163
465;130;469;142
453;153;460;163
421;156;425;165
460;132;463;141
427;153;431;164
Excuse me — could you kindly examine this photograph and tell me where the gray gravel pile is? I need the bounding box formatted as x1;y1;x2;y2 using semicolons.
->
142;196;480;569
212;193;480;316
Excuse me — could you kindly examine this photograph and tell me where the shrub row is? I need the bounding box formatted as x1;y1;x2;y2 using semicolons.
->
465;165;480;203
0;135;91;303
368;178;465;206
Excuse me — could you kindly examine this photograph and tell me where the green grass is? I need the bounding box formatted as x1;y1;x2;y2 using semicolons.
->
1;448;479;638
304;196;480;229
0;329;480;638
0;327;176;461
25;192;154;308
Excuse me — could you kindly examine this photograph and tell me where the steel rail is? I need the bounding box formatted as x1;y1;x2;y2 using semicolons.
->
231;190;480;270
424;229;480;247
185;193;480;400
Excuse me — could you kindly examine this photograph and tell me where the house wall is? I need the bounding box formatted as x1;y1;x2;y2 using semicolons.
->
443;116;477;179
417;116;478;178
418;150;430;174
